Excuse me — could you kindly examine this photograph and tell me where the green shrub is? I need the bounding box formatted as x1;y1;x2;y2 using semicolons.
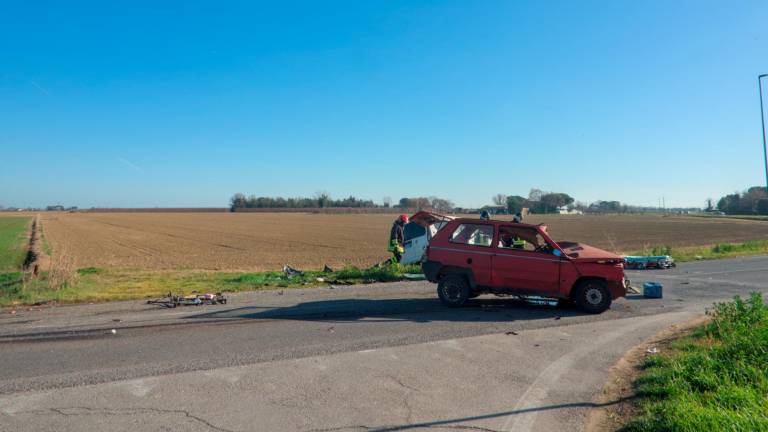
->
623;293;768;432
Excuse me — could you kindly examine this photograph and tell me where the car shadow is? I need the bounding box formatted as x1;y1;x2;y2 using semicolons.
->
185;296;588;324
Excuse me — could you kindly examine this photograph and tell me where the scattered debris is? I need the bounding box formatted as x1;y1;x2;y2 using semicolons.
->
505;331;518;336
112;319;122;322
147;292;228;308
643;282;663;298
554;316;561;320
695;255;704;260
316;277;325;282
282;265;303;278
110;329;117;335
402;273;426;280
323;265;334;273
328;284;336;290
327;326;335;333
624;255;675;270
646;347;659;354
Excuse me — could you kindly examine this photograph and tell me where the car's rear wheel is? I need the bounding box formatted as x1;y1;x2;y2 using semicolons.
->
437;274;470;307
574;279;611;313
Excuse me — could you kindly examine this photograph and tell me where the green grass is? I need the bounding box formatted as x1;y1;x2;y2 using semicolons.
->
633;239;768;263
623;293;768;432
0;217;31;271
0;263;423;306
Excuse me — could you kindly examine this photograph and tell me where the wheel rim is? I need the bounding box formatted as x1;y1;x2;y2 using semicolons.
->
584;286;604;305
442;280;462;301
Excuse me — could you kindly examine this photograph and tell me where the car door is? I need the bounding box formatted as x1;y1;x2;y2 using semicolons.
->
492;225;560;294
401;222;428;264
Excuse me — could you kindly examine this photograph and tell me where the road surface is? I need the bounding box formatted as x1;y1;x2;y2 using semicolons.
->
1;256;767;431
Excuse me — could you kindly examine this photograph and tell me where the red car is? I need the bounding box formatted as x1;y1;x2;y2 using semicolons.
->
422;218;627;313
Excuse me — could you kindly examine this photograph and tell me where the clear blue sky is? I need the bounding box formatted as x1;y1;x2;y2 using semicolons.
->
1;1;767;209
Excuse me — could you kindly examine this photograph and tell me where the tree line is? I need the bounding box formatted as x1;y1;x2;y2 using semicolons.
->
488;189;576;214
229;193;455;212
716;187;768;215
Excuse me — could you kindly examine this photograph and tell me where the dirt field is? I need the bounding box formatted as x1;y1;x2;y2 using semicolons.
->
37;212;768;271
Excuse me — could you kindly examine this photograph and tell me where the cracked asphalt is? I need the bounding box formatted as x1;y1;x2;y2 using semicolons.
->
1;256;767;431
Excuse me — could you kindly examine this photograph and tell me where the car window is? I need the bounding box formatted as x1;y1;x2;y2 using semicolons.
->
497;225;552;254
450;223;494;247
403;223;426;241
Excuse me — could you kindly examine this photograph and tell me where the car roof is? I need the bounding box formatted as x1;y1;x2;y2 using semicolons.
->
451;218;541;229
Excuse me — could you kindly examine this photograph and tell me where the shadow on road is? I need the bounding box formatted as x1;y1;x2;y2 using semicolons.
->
186;297;587;324
300;396;636;431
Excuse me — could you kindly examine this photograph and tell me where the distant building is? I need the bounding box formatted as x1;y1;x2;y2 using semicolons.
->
558;206;583;215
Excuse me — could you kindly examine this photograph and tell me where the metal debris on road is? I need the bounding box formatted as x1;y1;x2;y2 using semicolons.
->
283;265;304;278
147;292;228;308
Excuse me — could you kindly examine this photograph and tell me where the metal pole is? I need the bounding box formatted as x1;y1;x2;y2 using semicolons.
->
760;74;768;193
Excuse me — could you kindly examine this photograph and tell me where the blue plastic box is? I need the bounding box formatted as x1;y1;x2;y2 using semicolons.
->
643;282;663;298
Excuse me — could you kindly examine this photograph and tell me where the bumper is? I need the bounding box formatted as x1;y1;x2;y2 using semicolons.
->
422;260;442;283
608;279;627;300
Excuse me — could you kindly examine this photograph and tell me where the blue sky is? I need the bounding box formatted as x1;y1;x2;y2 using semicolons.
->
1;0;767;209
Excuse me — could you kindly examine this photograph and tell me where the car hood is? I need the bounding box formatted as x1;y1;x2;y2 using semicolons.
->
557;241;623;263
409;211;454;227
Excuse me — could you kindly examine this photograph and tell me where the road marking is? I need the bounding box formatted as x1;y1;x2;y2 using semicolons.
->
502;312;691;432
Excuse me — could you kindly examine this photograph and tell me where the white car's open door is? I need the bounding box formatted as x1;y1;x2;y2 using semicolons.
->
401;211;455;265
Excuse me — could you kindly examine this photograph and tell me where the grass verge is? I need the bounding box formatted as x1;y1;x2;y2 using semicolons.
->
623;293;768;431
0;264;423;307
634;239;768;263
0;217;31;271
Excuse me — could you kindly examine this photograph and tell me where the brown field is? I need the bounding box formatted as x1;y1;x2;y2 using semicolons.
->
36;212;768;271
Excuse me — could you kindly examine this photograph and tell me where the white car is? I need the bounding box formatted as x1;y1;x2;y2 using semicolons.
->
400;211;454;265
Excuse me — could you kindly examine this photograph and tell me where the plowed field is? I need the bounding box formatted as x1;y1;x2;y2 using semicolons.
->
39;213;768;271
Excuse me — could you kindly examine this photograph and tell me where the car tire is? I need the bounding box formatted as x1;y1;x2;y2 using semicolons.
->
574;279;611;314
437;274;470;307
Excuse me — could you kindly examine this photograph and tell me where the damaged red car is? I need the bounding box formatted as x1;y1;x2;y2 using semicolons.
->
422;218;627;313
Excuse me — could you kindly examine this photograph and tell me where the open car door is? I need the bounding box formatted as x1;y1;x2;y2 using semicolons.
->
401;211;455;265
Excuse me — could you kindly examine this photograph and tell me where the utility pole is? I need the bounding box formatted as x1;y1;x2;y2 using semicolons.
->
760;74;768;193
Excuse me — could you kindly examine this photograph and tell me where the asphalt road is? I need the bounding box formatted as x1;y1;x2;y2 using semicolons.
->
1;256;767;431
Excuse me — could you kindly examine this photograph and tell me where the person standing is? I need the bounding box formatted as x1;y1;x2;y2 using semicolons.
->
388;214;409;263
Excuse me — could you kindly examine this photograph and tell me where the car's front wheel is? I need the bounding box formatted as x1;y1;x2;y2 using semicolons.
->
574;279;611;313
437;274;470;307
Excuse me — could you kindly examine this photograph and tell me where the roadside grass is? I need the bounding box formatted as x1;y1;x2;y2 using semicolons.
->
0;263;423;306
635;239;768;263
0;217;31;271
623;293;768;432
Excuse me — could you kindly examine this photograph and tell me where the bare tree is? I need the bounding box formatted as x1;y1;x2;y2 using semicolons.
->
528;188;544;202
492;194;507;206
